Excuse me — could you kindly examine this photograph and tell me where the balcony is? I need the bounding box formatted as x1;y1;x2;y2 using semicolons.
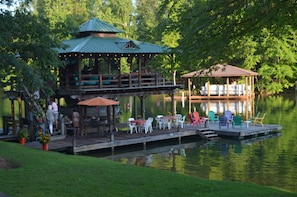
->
57;72;178;97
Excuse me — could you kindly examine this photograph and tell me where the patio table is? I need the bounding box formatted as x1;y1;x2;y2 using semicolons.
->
131;119;146;132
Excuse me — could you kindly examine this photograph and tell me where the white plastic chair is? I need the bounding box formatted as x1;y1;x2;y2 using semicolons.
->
155;115;163;129
128;118;137;134
175;114;182;127
162;116;172;129
143;117;153;134
177;115;186;128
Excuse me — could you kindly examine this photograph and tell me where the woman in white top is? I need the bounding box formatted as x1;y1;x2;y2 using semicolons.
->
46;105;55;135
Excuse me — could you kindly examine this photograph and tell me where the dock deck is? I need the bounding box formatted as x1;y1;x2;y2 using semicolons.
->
22;122;282;154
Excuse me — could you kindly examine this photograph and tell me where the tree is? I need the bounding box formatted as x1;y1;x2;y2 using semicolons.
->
135;0;189;84
0;1;62;95
135;0;160;43
100;0;136;39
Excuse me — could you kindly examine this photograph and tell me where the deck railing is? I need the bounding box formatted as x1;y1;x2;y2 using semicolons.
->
59;73;172;90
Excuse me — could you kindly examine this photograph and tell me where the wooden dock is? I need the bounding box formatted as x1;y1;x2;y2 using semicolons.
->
208;123;282;139
21;122;282;154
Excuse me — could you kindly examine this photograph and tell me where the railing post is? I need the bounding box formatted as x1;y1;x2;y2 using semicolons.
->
61;116;65;136
99;74;103;89
129;74;132;87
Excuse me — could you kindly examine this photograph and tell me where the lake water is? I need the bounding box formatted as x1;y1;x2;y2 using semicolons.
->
1;92;297;193
88;94;297;193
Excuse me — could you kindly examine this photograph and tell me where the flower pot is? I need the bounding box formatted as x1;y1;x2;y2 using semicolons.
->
19;137;25;145
42;143;48;151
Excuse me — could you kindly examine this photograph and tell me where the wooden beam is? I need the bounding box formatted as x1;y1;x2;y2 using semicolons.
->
187;78;191;100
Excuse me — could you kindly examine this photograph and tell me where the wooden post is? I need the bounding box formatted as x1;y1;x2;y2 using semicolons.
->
171;92;175;116
140;96;145;119
207;80;210;98
18;96;22;128
249;76;253;97
133;96;137;118
77;56;82;90
111;146;114;155
245;77;248;98
10;99;16;135
138;56;142;86
112;105;116;130
187;78;191;100
226;77;230;97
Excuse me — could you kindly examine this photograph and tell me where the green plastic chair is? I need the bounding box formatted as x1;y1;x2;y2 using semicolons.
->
208;111;219;123
249;111;261;121
232;115;243;128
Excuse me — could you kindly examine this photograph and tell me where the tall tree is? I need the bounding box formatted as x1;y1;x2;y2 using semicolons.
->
135;0;160;43
0;1;62;95
99;0;135;39
33;0;95;40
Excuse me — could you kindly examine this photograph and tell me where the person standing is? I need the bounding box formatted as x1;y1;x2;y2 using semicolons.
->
72;108;80;136
46;105;55;135
51;100;59;130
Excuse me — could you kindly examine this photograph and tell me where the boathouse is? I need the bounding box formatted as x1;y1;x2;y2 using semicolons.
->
56;18;179;118
182;64;258;100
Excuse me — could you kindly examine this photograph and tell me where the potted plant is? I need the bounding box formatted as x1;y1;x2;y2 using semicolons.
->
37;131;50;150
33;111;45;123
18;128;29;145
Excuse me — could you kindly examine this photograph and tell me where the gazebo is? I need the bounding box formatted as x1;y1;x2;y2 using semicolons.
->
182;64;258;100
56;18;179;119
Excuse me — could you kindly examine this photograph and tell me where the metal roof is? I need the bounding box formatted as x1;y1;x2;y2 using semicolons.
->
182;64;258;78
58;36;169;54
57;18;169;55
79;18;124;33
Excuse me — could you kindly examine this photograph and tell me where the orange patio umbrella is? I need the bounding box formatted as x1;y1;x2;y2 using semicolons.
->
77;96;119;106
77;97;119;139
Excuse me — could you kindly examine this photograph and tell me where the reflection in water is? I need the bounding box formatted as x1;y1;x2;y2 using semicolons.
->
90;131;296;193
199;100;253;119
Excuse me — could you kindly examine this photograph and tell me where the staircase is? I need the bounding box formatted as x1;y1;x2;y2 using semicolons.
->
22;86;47;141
197;129;219;140
23;86;44;116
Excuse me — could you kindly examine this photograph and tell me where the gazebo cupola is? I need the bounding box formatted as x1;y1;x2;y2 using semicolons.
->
78;18;124;38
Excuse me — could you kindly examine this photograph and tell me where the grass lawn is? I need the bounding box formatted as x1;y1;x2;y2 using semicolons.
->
0;141;296;197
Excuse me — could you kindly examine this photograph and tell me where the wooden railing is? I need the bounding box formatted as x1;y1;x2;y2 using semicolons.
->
59;73;172;90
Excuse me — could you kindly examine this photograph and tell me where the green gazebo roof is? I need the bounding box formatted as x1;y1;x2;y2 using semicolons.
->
57;18;169;56
58;36;168;55
79;18;124;33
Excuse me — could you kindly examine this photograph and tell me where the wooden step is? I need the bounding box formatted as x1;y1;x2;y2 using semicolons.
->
205;134;218;138
201;131;216;135
198;130;218;140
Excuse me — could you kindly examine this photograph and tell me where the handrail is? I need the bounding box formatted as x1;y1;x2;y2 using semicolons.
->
59;73;172;89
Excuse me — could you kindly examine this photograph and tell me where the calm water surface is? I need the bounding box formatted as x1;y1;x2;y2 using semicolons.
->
89;94;297;193
1;93;297;193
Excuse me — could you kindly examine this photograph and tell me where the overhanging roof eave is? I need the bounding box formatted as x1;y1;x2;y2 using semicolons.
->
181;64;258;78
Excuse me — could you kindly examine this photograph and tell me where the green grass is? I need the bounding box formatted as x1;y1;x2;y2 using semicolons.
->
0;141;296;197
